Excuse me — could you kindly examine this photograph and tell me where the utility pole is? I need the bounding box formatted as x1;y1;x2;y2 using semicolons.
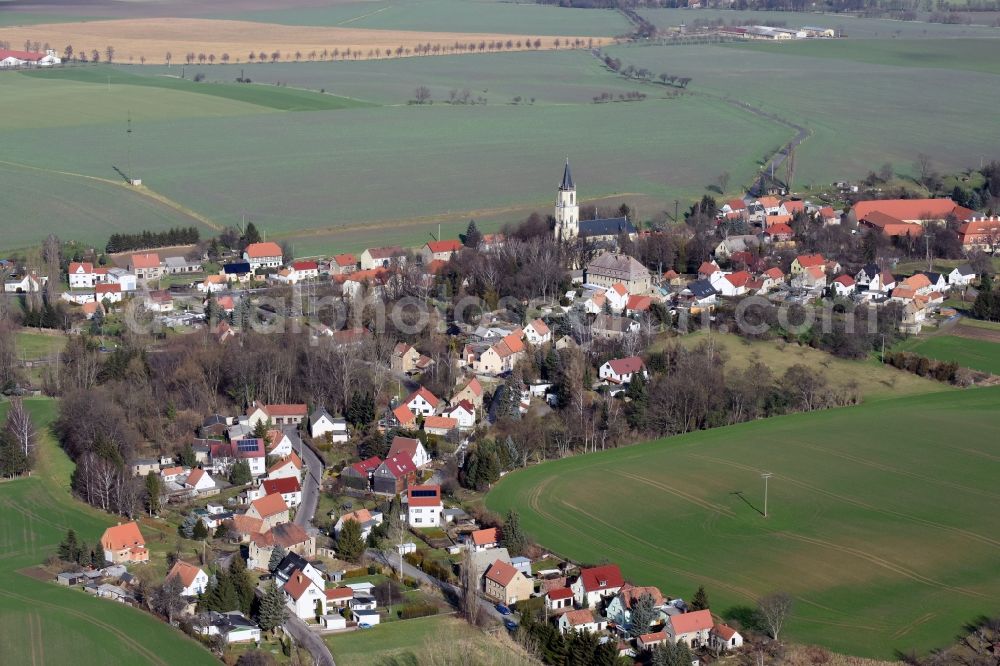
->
761;472;773;518
126;110;132;183
674;199;679;223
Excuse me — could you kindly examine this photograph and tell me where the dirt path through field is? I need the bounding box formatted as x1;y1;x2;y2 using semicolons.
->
0;18;611;64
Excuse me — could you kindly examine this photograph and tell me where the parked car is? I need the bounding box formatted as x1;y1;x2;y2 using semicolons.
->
495;604;511;616
504;619;518;632
358;623;373;629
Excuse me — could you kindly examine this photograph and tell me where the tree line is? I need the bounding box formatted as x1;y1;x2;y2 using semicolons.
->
105;227;200;254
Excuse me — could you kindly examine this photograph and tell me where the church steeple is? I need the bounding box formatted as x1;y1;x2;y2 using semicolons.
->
560;158;575;191
554;159;579;240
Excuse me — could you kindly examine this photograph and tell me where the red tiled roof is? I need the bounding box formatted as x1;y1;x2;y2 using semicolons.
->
69;262;94;274
726;198;747;210
230;514;264;535
349;456;381;476
405;386;440;409
263;477;301;495
268;451;303;473
579;564;624;593
388;436;422;460
393;404;417;426
292;260;318;271
626;295;651;311
130;253;160;269
548;588;573;600
485;560;519;586
380;454;416;479
185;468;207;487
564;609;596;626
168;560;203;588
607;356;644;376
326;587;353;600
795;254;825;268
423;416;457;430
763;267;784;279
0;49;47;61
619;583;664;608
782;200;804;213
698;261;720;275
725;270;751;288
833;274;855;286
406;484;441;507
471;527;499;546
101;522;145;551
366;245;405;260
853;198;967;221
766;214;793;227
671;609;714;634
245;242;282;258
611;283;628;296
765;222;794;237
638;630;667;645
528;318;550;336
283;570;315;601
249;493;288;519
333;253;356;267
426;239;463;253
95;283;121;294
262;403;307;418
713;623;739;640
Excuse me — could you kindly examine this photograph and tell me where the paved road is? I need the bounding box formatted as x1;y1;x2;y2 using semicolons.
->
284;614;336;666
367;549;506;624
294;440;324;529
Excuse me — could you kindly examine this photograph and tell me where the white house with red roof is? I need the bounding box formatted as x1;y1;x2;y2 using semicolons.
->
290;260;319;280
68;262;98;288
606;583;665;632
243;242;283;270
402;387;440;417
246;493;290;531
267;452;303;482
423;415;457;436
790;253;826;275
421;239;463;264
443;400;476;430
330;254;357;275
667;609;714;648
794;265;827;290
697;261;723;282
0;48;61;67
101;522;149;564
360;246;407;270
262;477;302;508
599;357;647;385
388;436;431;468
406;485;442;527
129;253;162;281
245;402;308;427
168;560;209;597
523;318;552;345
451;377;484;409
283;568;326;619
571;564;624;608
183;468;216;492
711;270;751;297
558;608;607;635
468;527;500;552
265;429;293;457
605;283;630;313
831;274;856;297
546;587;574;613
710;623;744;652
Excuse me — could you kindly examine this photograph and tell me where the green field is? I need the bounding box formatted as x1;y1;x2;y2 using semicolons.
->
15;331;67;359
673;332;948;399
604;39;1000;187
209;0;631;36
0;398;216;666
900;334;1000;375
732;38;1000;76
325;613;511;665
487;387;1000;658
1;57;791;254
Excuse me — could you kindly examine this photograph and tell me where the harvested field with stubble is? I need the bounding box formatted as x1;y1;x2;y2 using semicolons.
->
0;17;611;64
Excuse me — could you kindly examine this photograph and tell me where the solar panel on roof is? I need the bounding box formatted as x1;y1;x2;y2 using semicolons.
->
237;439;259;452
411;489;437;497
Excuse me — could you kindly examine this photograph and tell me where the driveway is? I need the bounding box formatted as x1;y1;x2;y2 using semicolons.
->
284;614;336;666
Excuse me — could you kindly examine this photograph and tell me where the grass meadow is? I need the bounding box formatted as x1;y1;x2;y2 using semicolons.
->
487;386;1000;658
0;398;217;666
899;334;1000;375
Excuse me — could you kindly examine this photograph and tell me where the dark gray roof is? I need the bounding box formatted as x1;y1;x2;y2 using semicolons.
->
310;408;333;427
954;263;975;276
579;217;636;238
560;159;574;191
921;271;942;283
687;279;718;299
276;552;310;580
860;263;880;279
223;262;251;274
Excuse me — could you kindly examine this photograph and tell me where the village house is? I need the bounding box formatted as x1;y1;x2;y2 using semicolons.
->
714;235;759;261
245;494;290;531
401;387;441;417
342;456;381;491
483;559;533;606
949;264;976;287
667;609;714;648
558;609;608;635
96;283;123;303
586;253;651;294
443;400;476;431
637;630;668;652
790;253;826;275
469;527;500;551
469;332;526;376
167;560;209;597
106;268;137;292
852;198;976;230
68;262;98;288
183;468;216;493
592;314;641;339
101;522;149;564
423;415;457;436
372;454;417;495
310;408;348;441
129;253;162;281
389;436;432;469
228;438;267;477
523;318;552;345
245;402;308;427
262;477;302;508
546;588;574;613
266;452;302;482
831;274;855;297
360;246;407;270
162;256;202;275
599;356;648;385
330;254;357;275
161;465;187;483
0;48;62;67
144;290;174;312
697;261;723;282
265;429;294;457
712;270;751;297
606;584;665;634
451;377;484;409
711;623;744;652
283;568;327;619
571;564;624;608
959;216;1000;252
680;280;718;312
247;523;314;571
243;242;284;271
604;283;630;313
194;611;261;644
335;508;384;540
406;484;443;527
421;239;463;264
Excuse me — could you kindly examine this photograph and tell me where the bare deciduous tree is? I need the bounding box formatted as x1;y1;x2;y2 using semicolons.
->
757;592;793;641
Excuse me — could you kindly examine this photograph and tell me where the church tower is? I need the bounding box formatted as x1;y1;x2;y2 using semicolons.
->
554;159;579;240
